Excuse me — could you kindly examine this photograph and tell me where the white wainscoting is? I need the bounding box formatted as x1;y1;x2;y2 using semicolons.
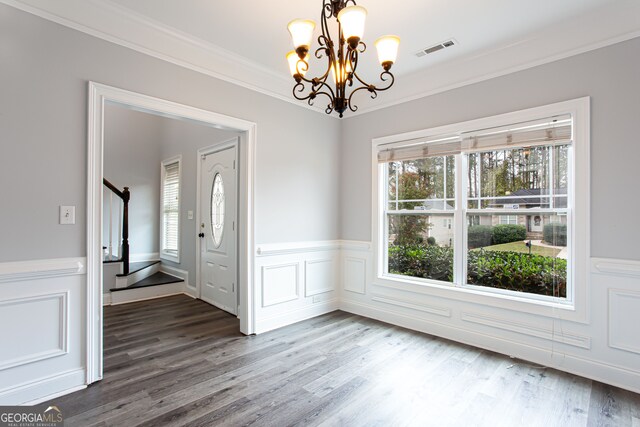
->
254;241;340;334
339;243;640;394
0;258;86;404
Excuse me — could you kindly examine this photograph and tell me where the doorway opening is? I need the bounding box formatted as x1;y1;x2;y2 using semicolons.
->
87;82;256;385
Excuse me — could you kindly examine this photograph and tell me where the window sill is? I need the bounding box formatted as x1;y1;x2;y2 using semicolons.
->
160;252;180;264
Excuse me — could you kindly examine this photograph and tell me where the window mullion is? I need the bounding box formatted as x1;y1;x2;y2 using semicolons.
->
454;154;466;287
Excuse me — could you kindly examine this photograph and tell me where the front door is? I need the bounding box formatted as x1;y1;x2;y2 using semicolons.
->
199;141;238;315
530;215;543;233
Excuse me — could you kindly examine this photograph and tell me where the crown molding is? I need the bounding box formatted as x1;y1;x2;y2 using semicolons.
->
2;0;639;120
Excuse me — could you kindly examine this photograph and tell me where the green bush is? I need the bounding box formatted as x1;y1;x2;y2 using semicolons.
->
492;224;527;245
426;236;436;245
388;244;566;298
543;223;567;246
388;244;453;282
467;250;566;297
468;225;493;249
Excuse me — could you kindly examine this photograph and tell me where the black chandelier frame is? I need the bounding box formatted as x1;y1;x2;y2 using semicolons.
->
291;0;395;118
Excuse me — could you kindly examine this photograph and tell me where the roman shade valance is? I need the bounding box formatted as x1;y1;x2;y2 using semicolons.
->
377;114;572;163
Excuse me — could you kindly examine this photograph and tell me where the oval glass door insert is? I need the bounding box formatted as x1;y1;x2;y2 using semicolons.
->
211;172;225;247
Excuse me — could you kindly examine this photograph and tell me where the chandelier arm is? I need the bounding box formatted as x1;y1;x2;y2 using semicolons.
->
346;85;375;112
312;78;337;100
292;82;313;102
310;89;337;112
295;58;310;78
321;1;332;39
350;70;395;92
346;48;359;78
292;78;338;108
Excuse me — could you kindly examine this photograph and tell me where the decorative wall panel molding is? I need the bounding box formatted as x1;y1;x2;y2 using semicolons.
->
261;263;300;307
343;257;366;295
0;292;69;370
304;259;335;297
460;311;591;349
608;289;640;355
371;294;451;318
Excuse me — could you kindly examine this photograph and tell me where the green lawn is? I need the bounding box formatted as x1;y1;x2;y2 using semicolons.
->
477;241;561;257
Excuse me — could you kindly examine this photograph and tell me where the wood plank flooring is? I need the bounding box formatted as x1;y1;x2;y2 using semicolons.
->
48;295;640;426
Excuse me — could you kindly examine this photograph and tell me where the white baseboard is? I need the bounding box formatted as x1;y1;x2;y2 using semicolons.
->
340;299;640;395
24;384;86;405
103;293;112;306
0;368;86;405
255;299;339;334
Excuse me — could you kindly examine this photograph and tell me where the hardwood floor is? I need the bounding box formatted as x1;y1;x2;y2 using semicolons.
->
49;295;640;426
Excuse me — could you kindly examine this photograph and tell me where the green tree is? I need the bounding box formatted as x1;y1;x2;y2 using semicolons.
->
389;160;436;245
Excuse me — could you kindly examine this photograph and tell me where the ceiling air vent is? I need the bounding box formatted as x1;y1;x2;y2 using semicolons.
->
415;39;456;57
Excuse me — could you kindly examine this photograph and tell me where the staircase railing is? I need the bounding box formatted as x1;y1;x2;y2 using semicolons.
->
103;178;130;275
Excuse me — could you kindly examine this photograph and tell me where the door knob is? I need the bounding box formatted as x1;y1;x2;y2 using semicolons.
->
198;233;205;238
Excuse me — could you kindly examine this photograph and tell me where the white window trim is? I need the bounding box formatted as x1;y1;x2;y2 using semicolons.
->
160;155;182;263
371;97;590;323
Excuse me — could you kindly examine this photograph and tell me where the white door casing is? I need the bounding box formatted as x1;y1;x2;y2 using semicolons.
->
199;140;238;315
88;82;256;384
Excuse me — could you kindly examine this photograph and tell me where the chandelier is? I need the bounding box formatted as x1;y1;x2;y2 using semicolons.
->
286;0;400;118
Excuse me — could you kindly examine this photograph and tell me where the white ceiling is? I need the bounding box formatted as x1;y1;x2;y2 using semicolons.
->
4;0;640;116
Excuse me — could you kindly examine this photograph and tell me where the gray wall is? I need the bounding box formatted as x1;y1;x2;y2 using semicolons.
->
340;37;640;261
103;104;164;256
0;4;341;263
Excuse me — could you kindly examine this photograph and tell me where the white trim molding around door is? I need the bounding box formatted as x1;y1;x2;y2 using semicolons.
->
87;81;257;385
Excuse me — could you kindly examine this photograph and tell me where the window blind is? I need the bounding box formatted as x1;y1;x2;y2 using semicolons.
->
377;115;572;163
377;134;461;163
162;161;180;253
462;115;572;153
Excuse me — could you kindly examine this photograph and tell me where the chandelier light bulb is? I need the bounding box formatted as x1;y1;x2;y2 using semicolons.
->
337;6;367;49
375;35;400;70
288;19;316;56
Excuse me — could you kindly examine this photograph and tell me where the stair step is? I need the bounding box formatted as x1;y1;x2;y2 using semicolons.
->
110;272;183;292
116;260;161;277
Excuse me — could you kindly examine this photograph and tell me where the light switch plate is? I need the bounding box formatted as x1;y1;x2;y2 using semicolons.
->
188;210;194;220
60;206;75;225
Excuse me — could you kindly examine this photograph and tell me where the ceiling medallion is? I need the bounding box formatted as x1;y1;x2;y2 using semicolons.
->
286;0;400;118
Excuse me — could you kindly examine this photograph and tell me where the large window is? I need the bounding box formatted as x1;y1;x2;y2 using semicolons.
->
161;156;181;262
377;102;587;306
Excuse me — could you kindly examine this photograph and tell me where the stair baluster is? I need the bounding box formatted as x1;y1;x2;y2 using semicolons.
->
103;178;130;275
